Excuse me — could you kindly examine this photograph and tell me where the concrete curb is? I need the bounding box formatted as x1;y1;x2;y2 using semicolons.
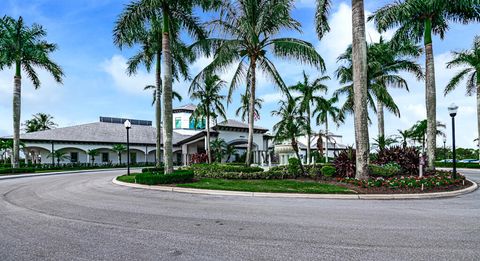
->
0;168;140;181
112;177;478;200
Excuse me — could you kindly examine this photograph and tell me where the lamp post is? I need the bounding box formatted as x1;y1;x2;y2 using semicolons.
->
448;103;458;179
124;120;131;176
443;136;447;164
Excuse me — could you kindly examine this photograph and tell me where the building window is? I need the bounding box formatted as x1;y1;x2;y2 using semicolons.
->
70;152;78;163
102;152;109;163
175;117;182;129
189;118;206;129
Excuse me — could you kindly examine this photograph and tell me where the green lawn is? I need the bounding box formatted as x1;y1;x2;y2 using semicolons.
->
117;174;136;183
177;178;354;194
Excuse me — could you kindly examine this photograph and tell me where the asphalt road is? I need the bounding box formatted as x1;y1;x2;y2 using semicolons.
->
0;169;479;261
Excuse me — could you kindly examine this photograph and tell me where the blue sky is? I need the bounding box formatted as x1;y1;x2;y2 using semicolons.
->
0;0;479;148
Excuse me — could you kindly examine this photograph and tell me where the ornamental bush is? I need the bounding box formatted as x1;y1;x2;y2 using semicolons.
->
374;146;419;175
321;166;336;177
333;147;356;177
287;158;301;176
369;163;402;178
135;170;194;185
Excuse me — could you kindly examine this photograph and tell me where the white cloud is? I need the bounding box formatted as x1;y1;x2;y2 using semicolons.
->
101;55;154;95
260;93;285;104
295;0;316;8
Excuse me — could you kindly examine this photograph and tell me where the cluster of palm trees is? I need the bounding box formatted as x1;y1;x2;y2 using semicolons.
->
2;1;479;179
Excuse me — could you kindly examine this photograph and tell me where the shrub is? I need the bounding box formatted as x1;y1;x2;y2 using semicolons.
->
135;170;194;185
321;166;336;177
334;148;356;177
287;158;301;176
0;167;36;174
191;153;208;164
141;167;164;173
191;163;264;177
369;163;402;177
374;146;419;175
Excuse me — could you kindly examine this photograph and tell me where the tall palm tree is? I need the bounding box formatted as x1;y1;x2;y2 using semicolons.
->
272;94;307;175
235;91;263;122
317;0;370;179
23;113;57;133
289;71;328;164
444;36;480;163
0;16;64;168
190;74;227;163
114;11;195;170
191;0;325;166
314;95;344;163
369;0;480;170
114;0;216;174
112;144;127;164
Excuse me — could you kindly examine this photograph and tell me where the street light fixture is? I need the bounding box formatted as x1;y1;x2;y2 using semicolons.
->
124;120;132;176
448;103;458;178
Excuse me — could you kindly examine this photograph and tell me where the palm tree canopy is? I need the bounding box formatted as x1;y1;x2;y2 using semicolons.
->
0;16;64;87
289;70;329;116
368;0;480;45
444;35;480;96
190;74;227;125
190;0;325;102
272;93;307;143
335;38;423;118
315;0;332;39
144;85;183;105
314;95;344;126
23;113;57;133
112;144;127;153
235;91;263;122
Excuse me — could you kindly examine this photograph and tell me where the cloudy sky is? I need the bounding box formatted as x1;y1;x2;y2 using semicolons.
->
0;0;479;148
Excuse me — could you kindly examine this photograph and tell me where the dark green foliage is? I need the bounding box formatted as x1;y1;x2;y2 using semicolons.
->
333;148;356;177
190;163;264;177
141;167;165;173
369;163;402;178
287;158;301;176
0;167;36;175
374;146;419;175
134;170;194;185
321;165;336;177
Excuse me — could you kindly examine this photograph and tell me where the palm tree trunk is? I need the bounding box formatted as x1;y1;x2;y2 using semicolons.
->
477;81;480;164
206;114;211;163
306;107;311;165
155;50;162;168
351;0;369;180
377;100;385;138
424;19;436;171
325;117;329;163
246;57;257;166
162;13;173;174
292;139;305;175
12;63;22;169
317;130;324;160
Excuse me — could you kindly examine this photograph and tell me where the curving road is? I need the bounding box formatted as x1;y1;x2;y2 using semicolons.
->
0;169;479;261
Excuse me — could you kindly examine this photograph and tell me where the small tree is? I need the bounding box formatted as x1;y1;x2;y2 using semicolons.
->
87;149;100;164
47;150;69;166
111;144;127;164
210;138;227;163
225;144;237;163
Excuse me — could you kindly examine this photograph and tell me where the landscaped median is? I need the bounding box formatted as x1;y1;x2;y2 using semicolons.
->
114;162;478;199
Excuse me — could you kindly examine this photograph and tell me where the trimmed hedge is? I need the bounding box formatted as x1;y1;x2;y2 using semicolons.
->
191;163;264;177
0;167;36;175
142;167;164;173
135;170;194;185
435;162;480;169
369;163;402;178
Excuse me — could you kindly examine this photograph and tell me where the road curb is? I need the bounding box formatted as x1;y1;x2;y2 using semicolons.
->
112;177;478;200
0;168;139;181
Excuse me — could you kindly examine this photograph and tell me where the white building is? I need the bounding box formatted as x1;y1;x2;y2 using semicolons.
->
12;104;272;166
